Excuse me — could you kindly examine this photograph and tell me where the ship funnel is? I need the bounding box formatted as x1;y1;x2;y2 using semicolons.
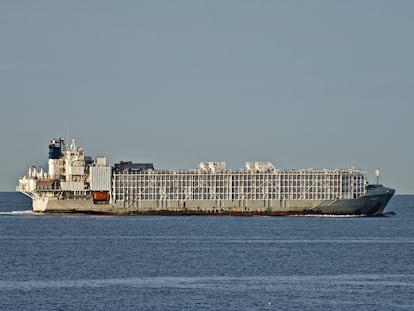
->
49;138;64;159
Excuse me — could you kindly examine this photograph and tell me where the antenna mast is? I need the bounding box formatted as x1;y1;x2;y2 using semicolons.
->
375;168;381;185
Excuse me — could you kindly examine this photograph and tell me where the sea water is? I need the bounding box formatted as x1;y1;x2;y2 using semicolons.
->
1;193;413;310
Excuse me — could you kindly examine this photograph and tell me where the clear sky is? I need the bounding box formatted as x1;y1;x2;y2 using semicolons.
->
1;0;413;193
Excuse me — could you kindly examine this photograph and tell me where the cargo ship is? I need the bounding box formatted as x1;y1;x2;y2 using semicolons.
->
17;138;395;216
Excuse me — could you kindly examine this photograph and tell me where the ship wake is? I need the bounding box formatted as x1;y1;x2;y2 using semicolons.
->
0;210;35;216
373;211;396;217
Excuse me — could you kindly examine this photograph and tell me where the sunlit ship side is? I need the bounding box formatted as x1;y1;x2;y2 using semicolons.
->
17;138;395;216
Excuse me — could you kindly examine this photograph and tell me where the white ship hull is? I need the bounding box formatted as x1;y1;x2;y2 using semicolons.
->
31;186;394;216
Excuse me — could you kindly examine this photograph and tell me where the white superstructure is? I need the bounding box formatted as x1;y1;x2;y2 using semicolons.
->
112;167;367;206
18;138;111;199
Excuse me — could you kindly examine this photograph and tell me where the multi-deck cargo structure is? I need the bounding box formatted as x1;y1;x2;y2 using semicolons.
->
17;138;395;216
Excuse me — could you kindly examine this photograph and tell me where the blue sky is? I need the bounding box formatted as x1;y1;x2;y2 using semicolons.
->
1;0;413;193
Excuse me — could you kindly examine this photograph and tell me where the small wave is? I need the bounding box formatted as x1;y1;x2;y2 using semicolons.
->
1;274;413;291
295;214;364;218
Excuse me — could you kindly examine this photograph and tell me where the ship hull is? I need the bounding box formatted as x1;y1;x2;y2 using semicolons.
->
32;186;394;216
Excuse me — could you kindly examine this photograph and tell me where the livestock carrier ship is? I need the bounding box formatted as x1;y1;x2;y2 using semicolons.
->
17;138;395;216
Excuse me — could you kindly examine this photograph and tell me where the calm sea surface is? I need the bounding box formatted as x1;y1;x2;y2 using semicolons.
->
1;193;413;310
